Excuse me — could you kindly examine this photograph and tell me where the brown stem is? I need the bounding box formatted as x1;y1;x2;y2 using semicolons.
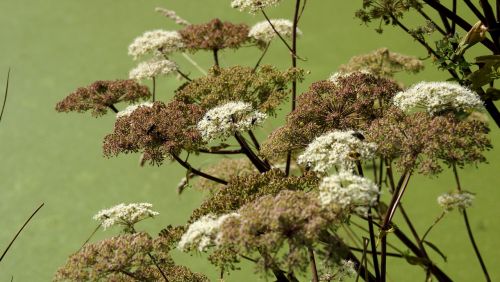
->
463;0;487;22
308;247;319;282
176;69;192;81
253;42;271;72
260;9;295;55
234;132;270;173
213;48;219;67
152;77;156;102
170;153;228;185
108;104;119;113
0;68;10;124
248;130;261;150
147;253;169;282
198;148;242;155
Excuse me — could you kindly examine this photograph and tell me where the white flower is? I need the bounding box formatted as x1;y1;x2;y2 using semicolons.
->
437;191;474;212
337;260;357;281
393;81;483;115
178;213;239;251
116;102;153;119
328;70;371;85
93;203;159;229
128;30;184;60
297;130;377;173
231;0;281;13
319;171;379;216
197;101;267;142
129;57;178;80
249;19;301;43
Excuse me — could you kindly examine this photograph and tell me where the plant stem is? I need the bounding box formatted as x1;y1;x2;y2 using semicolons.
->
213;48;219;67
253;42;271;72
182;52;207;75
176;69;192;81
421;212;446;243
199;148;242;155
170;153;228;184
152;76;156;102
234;132;270;173
0;68;10;124
452;163;491;281
308;247;319;282
108;104;119;113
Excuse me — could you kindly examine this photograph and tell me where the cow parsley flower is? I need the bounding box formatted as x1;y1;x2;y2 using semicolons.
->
129;57;178;80
128;30;184;59
231;0;281;13
197;101;267;142
297;130;377;173
249;19;301;43
319;171;379;215
93;203;159;229
178;213;239;251
116;102;153;119
328;70;371;85
393;81;483;115
437;191;475;212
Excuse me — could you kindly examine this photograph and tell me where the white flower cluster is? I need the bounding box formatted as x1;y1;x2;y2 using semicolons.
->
297;130;377;173
337;259;357;281
129;57;178;80
437;191;475;212
319;171;379;216
328;70;371;85
178;213;239;251
93;203;159;229
128;30;184;59
249;19;301;43
393;81;483;115
197;101;267;142
231;0;281;13
116;102;153;119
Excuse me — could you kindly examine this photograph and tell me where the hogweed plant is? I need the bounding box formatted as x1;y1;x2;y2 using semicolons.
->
54;1;495;282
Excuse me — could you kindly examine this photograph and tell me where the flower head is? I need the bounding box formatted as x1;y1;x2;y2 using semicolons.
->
155;7;190;26
197;101;267;142
93;203;159;229
393;81;483;115
319;171;379;215
128;30;184;59
129;57;178;80
297;130;377;173
249;19;301;44
231;0;282;13
437;191;475;212
178;213;239;252
116;102;153;119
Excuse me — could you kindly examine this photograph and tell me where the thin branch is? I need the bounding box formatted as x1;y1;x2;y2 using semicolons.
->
182;52;207;75
234;132;270;173
170;153;228;185
213;48;220;67
253;42;271;72
260;9;302;60
152;77;156;102
308;247;319;282
247;130;261;150
463;0;487;22
0;69;10;124
1;203;44;262
78;223;102;251
108;104;119;113
199;148;242;155
176;69;192;81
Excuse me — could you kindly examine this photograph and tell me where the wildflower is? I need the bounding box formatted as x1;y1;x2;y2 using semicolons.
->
297;130;377;173
328;70;371;84
128;30;184;59
231;0;282;14
103;101;205;165
116;102;153;119
55;79;151;117
393;81;483;115
319;171;379;216
197;102;267;142
179;19;250;52
336;260;357;281
129;57;178;80
249;19;301;44
178;213;239;252
93;203;159;230
175;65;302;115
437;191;475;212
338;48;424;77
155;7;190;26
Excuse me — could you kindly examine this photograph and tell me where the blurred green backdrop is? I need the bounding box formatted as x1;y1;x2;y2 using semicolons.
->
0;0;498;281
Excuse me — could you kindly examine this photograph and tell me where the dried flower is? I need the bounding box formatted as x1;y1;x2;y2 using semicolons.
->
367;109;491;174
103;101;205;165
338;48;424;77
437;191;475;212
249;19;301;44
93;203;159;230
129;57;178;80
231;0;282;14
197;101;267;142
178;213;239;251
116;102;153;119
393;81;483;115
179;19;250;52
55;80;151;117
319;171;379;216
175;65;302;115
261;73;401;159
128;30;184;59
297;130;377;173
155;7;190;26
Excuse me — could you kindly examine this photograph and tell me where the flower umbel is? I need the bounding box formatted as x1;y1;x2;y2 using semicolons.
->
93;203;159;229
249;19;301;44
128;30;184;59
437;191;475;212
231;0;282;14
129;57;178;80
297;130;377;173
197;101;267;142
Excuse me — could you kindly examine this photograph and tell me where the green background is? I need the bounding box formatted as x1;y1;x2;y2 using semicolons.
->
0;0;498;281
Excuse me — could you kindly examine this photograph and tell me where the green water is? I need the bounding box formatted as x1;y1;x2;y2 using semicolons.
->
0;0;498;281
